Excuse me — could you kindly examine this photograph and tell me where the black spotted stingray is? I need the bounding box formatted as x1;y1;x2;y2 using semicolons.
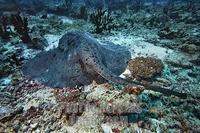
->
22;30;187;98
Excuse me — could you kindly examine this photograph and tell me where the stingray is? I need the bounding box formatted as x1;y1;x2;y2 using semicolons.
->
22;30;187;98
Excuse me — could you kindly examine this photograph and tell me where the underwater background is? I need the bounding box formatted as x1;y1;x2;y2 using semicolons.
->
0;0;200;132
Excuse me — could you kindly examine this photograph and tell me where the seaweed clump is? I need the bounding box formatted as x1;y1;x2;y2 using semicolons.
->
90;8;114;34
128;57;164;80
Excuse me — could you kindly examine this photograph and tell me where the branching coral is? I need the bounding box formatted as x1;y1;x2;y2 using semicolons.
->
128;57;164;80
11;14;32;43
90;8;114;34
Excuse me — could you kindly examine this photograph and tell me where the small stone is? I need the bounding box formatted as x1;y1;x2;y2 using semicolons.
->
0;106;13;118
101;124;112;133
190;56;200;66
122;127;131;133
188;72;197;78
21;125;29;132
30;123;38;129
179;44;199;54
31;37;48;50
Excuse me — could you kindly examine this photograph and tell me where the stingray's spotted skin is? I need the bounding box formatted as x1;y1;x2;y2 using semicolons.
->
23;30;131;87
60;31;137;86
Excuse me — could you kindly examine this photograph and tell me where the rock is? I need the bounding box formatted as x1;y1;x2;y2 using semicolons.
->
190;55;200;66
0;63;12;77
21;125;29;132
0;77;12;90
0;106;13;118
0;43;24;79
101;124;112;133
170;11;180;19
21;89;56;111
158;27;186;39
184;13;200;24
0;106;23;123
0;91;13;105
188;72;198;78
121;127;131;133
86;86;142;115
37;10;48;19
193;108;200;119
30;37;48;50
184;37;200;47
178;44;199;54
143;14;169;28
41;14;48;19
30;123;38;129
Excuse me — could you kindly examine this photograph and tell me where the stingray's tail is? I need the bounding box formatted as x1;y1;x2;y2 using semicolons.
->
140;83;187;98
80;48;188;99
96;67;188;99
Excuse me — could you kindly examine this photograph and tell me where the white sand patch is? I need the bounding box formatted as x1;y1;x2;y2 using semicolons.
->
0;76;12;88
22;47;41;59
101;124;113;133
44;34;62;51
105;33;194;63
120;69;131;78
60;16;74;24
105;34;173;60
103;33;194;78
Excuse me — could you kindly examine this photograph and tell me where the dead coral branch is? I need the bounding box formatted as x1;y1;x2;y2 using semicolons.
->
0;16;10;40
11;14;32;43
